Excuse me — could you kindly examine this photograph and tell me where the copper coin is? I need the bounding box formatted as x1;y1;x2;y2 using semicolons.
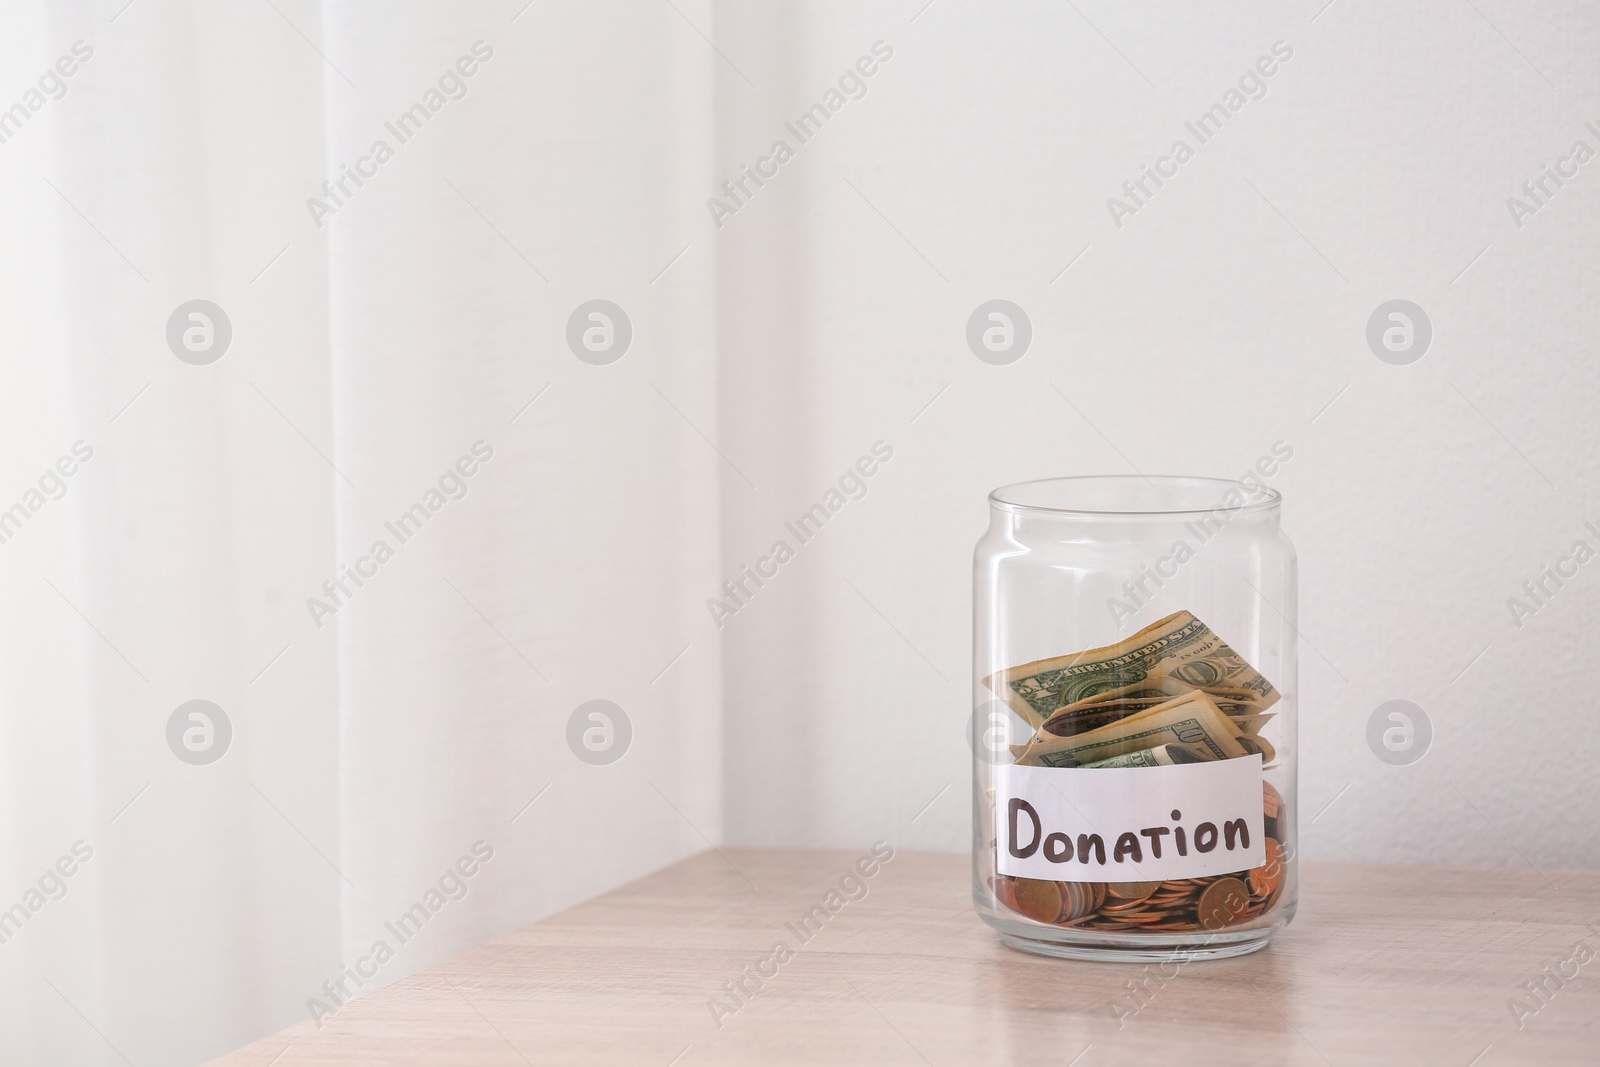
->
1056;903;1099;927
1059;881;1093;921
1195;877;1252;930
1263;781;1284;819
1012;878;1064;924
1105;880;1162;904
1076;882;1098;919
1101;897;1154;913
993;876;1019;913
1071;882;1109;924
1249;839;1285;899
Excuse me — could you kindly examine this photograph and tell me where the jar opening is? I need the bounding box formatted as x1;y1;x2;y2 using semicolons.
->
989;475;1280;517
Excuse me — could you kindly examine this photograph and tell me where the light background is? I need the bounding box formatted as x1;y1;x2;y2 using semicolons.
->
718;0;1600;863
0;1;1595;1064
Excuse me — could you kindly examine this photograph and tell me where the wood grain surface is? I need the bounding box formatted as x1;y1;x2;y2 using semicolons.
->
210;849;1600;1066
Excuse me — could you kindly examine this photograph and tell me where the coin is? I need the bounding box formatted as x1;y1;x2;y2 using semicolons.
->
1263;781;1283;819
1105;880;1162;904
1060;881;1095;921
1100;897;1152;913
1012;878;1064;924
1196;876;1251;930
1249;839;1285;899
992;876;1019;913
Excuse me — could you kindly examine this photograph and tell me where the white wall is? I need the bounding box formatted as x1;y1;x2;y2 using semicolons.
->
714;0;1600;870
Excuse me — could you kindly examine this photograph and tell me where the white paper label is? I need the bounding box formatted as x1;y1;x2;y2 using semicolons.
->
994;757;1265;882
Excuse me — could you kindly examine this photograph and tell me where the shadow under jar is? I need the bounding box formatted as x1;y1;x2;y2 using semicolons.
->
972;475;1297;961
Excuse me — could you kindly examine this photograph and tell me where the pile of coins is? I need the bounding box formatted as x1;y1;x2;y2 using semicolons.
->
993;783;1287;933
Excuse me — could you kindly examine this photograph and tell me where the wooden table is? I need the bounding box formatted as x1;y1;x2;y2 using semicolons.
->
213;849;1600;1066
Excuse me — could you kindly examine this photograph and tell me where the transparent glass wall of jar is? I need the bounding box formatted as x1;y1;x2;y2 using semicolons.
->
972;476;1296;961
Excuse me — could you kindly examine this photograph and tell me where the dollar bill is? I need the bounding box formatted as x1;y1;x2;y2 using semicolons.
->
1081;682;1270;717
1014;690;1248;768
1232;712;1273;737
1079;742;1210;768
1037;695;1273;739
1037;699;1164;738
984;610;1279;727
1236;734;1277;764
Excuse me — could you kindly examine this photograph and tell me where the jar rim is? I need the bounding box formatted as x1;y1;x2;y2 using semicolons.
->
989;475;1281;517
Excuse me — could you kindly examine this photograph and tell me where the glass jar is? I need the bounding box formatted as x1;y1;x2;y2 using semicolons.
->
972;475;1296;961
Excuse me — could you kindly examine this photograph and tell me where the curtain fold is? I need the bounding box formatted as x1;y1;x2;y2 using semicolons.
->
0;2;721;1063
